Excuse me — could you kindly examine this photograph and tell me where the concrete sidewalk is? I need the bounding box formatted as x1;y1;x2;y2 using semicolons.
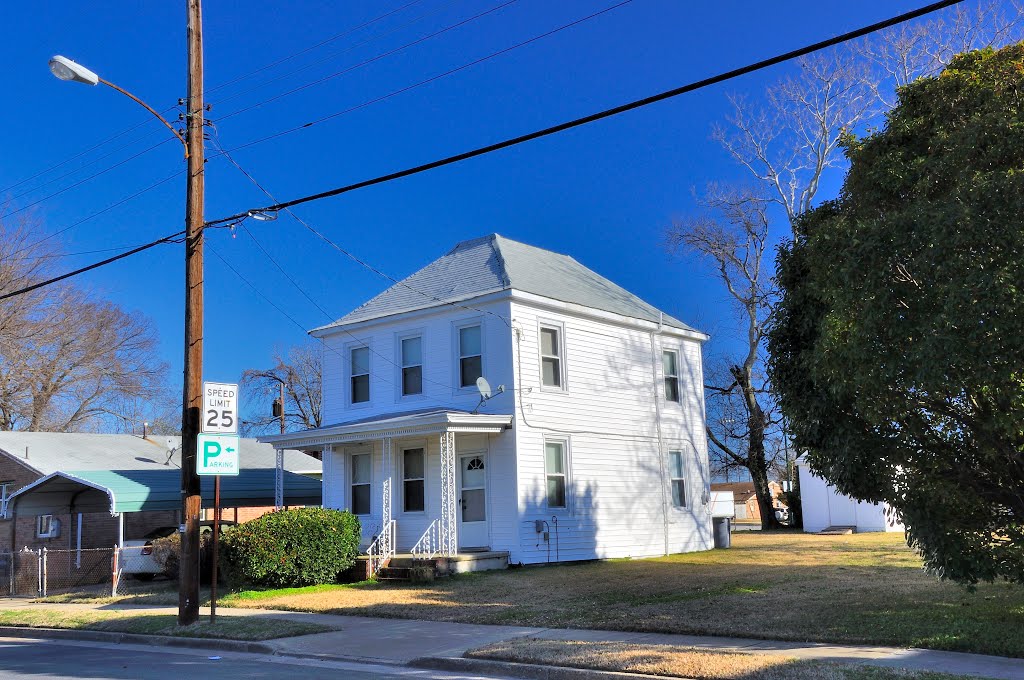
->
3;599;1022;679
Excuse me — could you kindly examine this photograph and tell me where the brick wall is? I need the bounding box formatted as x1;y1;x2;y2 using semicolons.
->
0;454;43;553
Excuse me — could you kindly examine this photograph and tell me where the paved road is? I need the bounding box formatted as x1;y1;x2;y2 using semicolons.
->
0;637;506;680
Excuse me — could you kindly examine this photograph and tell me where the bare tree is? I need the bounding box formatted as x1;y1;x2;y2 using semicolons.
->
240;343;323;436
0;221;169;432
717;1;1024;236
671;2;1024;526
667;186;783;529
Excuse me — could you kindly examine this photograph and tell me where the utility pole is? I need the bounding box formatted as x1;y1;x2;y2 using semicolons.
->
179;0;205;627
280;382;286;435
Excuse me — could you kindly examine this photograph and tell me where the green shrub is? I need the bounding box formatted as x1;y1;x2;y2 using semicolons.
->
221;508;361;588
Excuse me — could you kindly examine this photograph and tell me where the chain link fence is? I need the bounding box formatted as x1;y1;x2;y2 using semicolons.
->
0;546;181;598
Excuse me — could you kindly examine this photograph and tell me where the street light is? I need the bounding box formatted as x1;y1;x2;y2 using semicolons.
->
48;2;206;628
49;55;188;158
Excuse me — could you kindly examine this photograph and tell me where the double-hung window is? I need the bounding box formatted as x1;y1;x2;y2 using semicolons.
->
351;453;371;515
545;440;568;509
540;325;563;388
403;448;425;512
351;346;370;404
458;325;482;388
663;350;680;403
401;336;423;396
668;451;686;508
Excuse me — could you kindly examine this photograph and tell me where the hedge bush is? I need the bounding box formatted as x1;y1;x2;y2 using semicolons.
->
150;530;218;583
221;508;361;588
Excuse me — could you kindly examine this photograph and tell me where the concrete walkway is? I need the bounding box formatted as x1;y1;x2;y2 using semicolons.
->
3;599;1022;679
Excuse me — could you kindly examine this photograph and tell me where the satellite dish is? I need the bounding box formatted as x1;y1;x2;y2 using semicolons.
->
476;377;492;400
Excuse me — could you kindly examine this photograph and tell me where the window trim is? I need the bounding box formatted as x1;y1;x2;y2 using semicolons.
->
543;436;571;512
401;444;427;514
538;320;567;391
0;481;11;517
37;514;57;538
350;451;372;516
396;330;425;401
453;319;485;392
346;340;372;408
668;450;687;510
663;349;681;404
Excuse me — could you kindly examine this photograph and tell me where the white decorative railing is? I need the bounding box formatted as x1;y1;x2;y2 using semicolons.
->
367;519;396;578
411;519;441;560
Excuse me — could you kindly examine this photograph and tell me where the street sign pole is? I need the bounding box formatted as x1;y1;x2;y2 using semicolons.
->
200;381;239;626
211;475;220;623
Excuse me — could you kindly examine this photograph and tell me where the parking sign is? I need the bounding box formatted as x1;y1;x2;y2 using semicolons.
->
196;434;240;476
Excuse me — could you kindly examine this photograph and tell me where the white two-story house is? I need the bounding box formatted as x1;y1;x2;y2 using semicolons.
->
261;234;712;570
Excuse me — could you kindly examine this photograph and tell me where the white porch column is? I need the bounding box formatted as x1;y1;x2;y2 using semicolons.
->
439;431;457;557
382;437;393;527
274;447;284;509
321;445;335;509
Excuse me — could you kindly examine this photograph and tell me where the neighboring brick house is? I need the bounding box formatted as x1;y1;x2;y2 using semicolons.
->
0;432;321;554
710;481;785;523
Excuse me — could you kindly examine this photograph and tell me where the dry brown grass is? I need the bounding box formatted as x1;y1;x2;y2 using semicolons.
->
468;638;978;680
61;533;1024;656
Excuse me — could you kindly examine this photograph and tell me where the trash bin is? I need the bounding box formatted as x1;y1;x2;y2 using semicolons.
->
713;517;732;549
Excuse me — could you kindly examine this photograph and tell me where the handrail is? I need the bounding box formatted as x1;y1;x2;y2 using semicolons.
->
367;519;396;578
411;519;440;561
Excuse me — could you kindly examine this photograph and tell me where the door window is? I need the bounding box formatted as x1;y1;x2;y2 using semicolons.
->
460;456;486;522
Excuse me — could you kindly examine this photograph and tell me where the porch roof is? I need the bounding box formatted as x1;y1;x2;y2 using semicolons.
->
5;468;322;516
258;408;513;450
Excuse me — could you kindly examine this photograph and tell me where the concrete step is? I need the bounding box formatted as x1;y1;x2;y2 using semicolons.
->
820;525;856;535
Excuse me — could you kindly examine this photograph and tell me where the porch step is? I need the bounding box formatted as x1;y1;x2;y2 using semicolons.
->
820;525;856;535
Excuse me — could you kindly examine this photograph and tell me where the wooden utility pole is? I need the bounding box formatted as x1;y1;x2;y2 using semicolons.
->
280;382;286;435
179;0;205;627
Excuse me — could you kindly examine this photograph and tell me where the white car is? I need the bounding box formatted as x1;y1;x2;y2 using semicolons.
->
121;522;233;580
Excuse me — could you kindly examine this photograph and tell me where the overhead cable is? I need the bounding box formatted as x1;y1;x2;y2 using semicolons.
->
206;0;965;228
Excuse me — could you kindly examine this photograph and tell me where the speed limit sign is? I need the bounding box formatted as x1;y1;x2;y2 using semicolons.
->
202;381;238;434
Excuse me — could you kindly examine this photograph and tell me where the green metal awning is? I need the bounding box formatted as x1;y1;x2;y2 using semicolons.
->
7;468;321;516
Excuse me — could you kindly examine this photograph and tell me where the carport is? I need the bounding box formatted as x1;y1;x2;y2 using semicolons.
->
6;468;322;549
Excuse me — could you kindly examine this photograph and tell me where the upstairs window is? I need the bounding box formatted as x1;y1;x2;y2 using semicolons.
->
351;346;370;404
668;451;686;507
403;448;425;512
401;336;423;396
0;481;11;517
663;350;680;403
351;453;371;515
545;441;567;509
459;325;482;387
540;326;563;388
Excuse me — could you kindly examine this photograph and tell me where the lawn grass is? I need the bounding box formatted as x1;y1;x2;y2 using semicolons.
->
467;638;982;680
39;533;1024;657
0;608;331;641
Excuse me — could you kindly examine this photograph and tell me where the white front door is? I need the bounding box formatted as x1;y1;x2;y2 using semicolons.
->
458;453;488;549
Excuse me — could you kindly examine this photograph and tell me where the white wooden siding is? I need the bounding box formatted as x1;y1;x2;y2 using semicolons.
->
508;301;712;563
320;300;515;425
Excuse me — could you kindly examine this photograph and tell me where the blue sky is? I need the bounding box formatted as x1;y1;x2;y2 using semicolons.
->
4;1;942;404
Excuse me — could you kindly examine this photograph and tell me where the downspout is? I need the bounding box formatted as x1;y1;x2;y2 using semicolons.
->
76;514;83;569
649;326;670;557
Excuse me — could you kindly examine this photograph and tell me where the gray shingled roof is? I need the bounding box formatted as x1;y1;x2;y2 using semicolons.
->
314;234;696;332
0;432;321;477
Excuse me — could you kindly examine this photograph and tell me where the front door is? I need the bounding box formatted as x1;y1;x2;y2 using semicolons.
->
458;453;488;549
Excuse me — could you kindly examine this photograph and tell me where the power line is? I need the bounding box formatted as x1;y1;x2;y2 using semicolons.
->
1;137;178;220
206;0;633;160
214;0;518;120
0;231;185;302
206;0;966;228
8;170;182;260
204;0;430;99
0;0;966;303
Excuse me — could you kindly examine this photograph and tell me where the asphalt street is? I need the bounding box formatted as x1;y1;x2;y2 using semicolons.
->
0;637;505;680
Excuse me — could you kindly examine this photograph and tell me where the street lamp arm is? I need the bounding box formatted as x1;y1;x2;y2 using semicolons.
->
99;78;188;158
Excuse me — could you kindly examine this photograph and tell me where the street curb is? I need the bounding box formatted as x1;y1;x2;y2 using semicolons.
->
0;625;276;655
410;655;678;680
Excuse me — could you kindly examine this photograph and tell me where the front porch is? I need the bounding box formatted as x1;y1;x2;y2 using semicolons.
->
261;409;514;578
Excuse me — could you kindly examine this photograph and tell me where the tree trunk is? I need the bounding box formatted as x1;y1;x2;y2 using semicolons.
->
732;364;781;531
